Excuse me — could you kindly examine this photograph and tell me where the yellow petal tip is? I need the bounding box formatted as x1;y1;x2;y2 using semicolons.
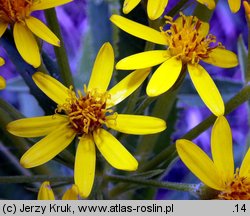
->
20;158;29;168
122;7;130;14
146;88;160;97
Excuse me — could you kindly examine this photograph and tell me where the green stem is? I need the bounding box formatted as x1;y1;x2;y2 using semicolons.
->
44;9;74;88
0;175;73;184
193;0;218;22
135;97;156;114
0;99;24;119
107;174;196;193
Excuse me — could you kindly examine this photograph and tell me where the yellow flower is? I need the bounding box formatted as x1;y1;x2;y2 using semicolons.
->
7;42;167;198
228;0;241;13
123;0;215;20
38;181;80;200
110;13;238;116
176;116;250;200
0;57;6;89
0;0;72;67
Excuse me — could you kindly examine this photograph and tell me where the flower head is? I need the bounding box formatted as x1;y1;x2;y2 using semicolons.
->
38;181;80;200
0;0;72;67
0;57;6;89
7;42;166;198
123;0;215;20
176;116;250;200
110;13;238;116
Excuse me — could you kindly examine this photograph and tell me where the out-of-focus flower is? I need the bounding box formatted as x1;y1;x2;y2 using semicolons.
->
176;116;250;200
0;57;6;89
122;0;215;20
110;13;238;116
0;0;72;67
7;42;166;198
228;0;241;13
38;181;80;200
243;1;250;22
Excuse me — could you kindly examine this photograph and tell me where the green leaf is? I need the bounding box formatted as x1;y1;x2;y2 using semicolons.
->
87;0;113;55
74;0;115;90
74;29;94;89
237;35;248;82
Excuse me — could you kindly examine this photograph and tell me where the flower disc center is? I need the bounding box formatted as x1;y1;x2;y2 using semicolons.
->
162;14;219;64
0;0;32;23
57;87;113;135
218;172;250;200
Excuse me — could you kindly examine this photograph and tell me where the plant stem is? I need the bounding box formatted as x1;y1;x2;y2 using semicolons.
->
44;9;74;88
107;174;196;192
0;99;24;119
0;175;73;184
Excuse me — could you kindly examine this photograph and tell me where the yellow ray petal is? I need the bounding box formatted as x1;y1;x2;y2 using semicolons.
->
0;22;8;37
198;21;210;38
93;129;138;171
62;185;80;200
20;125;75;168
176;139;224;190
146;57;182;97
25;16;60;47
196;0;215;9
32;72;69;105
240;147;250;178
244;1;250;22
7;115;68;138
211;116;234;183
88;43;114;92
116;50;170;70
106;114;166;134
38;181;55;200
188;64;225;116
147;0;168;20
110;15;166;45
13;23;40;68
74;135;96;198
202;48;238;68
0;76;6;90
31;0;73;11
228;0;241;13
107;68;150;108
123;0;141;14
